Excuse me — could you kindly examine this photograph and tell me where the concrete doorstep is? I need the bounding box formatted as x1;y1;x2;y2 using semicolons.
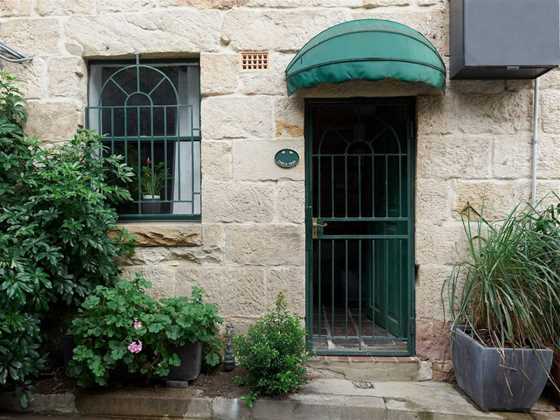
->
1;379;559;420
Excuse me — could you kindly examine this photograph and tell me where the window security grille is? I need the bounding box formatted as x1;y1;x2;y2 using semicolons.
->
86;59;201;220
241;51;269;70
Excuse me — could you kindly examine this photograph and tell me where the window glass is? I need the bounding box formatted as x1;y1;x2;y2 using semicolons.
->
88;61;201;219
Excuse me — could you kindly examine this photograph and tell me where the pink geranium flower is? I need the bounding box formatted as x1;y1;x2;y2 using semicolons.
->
128;340;142;354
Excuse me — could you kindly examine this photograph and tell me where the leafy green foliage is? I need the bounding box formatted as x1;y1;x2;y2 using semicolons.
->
0;70;134;394
69;277;222;387
444;199;560;351
234;293;308;406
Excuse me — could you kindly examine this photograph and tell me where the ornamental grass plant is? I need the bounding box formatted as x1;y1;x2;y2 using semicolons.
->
444;199;560;353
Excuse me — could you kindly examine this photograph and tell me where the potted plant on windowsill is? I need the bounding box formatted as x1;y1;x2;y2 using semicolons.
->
140;158;167;214
444;203;560;412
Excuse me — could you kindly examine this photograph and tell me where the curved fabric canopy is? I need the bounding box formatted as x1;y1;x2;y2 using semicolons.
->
285;19;446;95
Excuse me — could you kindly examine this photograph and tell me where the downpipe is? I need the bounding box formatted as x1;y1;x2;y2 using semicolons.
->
531;78;540;206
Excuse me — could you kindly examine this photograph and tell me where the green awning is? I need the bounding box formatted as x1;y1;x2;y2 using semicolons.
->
285;19;446;95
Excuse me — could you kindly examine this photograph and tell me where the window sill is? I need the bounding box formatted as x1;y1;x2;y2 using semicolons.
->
116;221;202;247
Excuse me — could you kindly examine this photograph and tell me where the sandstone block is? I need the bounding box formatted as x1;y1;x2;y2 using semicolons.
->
176;0;248;8
65;9;222;57
201;96;274;140
416;318;450;363
452;180;530;221
449;79;505;95
233;139;304;181
417;95;451;136
275;96;304;138
0;18;61;56
47;57;86;98
176;266;267;317
536;181;560;206
363;0;410;8
540;68;560;90
3;58;46;99
415;264;452;321
25;101;82;144
0;0;32;16
123;265;177;299
202;223;226;255
538;135;560;179
201;141;232;181
202;181;275;223
415;221;468;266
121;223;202;247
238;52;293;96
492;134;532;179
225;224;305;266
123;247;172;266
246;0;361;7
222;8;353;51
417;134;491;179
452;90;532;135
416;0;444;5
36;0;93;15
96;0;175;12
415;178;450;226
276;180;305;224
541;90;560;134
200;53;239;96
266;267;305;316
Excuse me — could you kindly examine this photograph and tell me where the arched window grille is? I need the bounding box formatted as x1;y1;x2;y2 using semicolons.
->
86;57;201;220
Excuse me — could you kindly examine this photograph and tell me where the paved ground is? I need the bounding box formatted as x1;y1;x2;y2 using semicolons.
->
1;379;559;419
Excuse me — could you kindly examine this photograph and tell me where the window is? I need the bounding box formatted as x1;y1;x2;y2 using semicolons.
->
87;59;201;220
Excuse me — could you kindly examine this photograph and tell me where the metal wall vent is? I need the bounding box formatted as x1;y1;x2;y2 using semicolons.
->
241;51;269;70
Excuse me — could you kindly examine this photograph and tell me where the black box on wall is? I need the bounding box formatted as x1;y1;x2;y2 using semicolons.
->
450;0;560;80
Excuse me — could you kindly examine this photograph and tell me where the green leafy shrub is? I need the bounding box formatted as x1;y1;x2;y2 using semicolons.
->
69;277;222;387
0;70;134;395
0;309;45;407
234;293;308;406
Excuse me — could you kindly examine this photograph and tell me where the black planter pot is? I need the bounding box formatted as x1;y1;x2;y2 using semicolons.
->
452;326;553;412
63;334;74;369
141;195;162;214
167;342;202;383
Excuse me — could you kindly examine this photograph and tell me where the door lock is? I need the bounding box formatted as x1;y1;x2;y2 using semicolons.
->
312;217;328;239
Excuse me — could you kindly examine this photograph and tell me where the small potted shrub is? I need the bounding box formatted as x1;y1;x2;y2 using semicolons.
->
444;204;560;411
68;276;222;387
234;293;308;407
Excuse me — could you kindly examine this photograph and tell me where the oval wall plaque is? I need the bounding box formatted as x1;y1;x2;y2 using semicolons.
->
274;149;300;169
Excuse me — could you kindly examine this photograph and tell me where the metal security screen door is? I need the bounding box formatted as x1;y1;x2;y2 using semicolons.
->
305;98;415;356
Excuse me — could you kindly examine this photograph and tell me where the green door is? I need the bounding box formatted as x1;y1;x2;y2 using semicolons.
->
305;98;415;356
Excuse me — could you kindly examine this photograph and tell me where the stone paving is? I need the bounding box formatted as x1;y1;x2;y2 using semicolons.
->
2;378;559;419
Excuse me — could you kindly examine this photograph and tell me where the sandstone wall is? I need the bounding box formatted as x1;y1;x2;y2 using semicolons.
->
2;0;559;370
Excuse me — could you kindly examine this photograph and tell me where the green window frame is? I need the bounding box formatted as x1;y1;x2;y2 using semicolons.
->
86;58;201;221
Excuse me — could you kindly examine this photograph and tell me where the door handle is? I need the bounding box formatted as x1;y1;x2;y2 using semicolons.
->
312;217;328;239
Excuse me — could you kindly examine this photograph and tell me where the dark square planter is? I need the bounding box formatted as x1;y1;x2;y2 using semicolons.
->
551;351;560;402
452;326;552;412
167;342;202;382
